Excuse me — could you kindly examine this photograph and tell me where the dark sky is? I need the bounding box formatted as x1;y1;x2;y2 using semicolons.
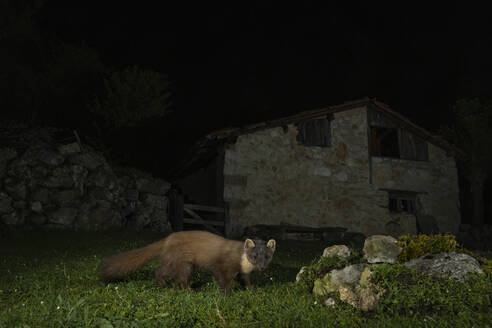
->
31;1;492;175
39;2;492;127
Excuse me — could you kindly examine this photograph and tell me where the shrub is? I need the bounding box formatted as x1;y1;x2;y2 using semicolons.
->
90;66;172;130
397;234;458;262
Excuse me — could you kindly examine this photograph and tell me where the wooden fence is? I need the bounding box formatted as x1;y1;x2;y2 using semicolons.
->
169;191;231;237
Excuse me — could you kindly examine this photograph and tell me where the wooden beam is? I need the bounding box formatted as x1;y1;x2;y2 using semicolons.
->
184;204;225;213
182;218;225;226
183;208;222;234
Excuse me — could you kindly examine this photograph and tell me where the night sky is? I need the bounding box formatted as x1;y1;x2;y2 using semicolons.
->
12;2;492;175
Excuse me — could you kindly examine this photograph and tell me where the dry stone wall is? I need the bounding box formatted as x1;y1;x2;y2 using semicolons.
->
222;106;460;237
0;127;171;232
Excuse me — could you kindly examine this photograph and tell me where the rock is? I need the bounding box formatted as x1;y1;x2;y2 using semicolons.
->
12;200;26;209
49;207;78;226
30;201;43;213
329;263;368;289
314;263;368;296
363;235;401;264
38;149;64;166
338;286;359;308
87;186;113;202
150;209;171;232
31;165;49;178
404;252;483;281
31;188;50;203
87;167;117;190
122;189;139;201
68;152;106;170
41;167;73;188
58;142;81;155
324;297;336;307
136;178;171;195
6;159;32;180
1;211;25;226
296;266;307;282
70;165;88;195
51;190;77;206
4;177;27;199
143;194;168;210
322;245;351;259
359;266;373;288
0;192;13;214
356;285;380;312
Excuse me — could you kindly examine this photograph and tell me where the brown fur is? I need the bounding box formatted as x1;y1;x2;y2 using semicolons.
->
98;230;276;292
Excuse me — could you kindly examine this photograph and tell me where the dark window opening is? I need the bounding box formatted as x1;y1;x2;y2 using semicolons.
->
296;118;331;147
388;196;415;213
370;127;400;158
370;126;429;161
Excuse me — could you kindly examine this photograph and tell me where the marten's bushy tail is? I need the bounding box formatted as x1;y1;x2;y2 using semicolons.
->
98;241;164;282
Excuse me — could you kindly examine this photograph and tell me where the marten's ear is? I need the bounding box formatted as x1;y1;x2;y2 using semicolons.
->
244;239;255;250
267;239;276;251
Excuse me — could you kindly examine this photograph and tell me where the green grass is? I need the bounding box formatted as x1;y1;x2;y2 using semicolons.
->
0;231;491;328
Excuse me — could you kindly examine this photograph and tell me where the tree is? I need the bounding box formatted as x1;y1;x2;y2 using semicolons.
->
90;66;172;131
0;0;107;127
440;98;492;226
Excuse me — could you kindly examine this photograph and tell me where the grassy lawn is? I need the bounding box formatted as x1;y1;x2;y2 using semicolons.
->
0;231;491;328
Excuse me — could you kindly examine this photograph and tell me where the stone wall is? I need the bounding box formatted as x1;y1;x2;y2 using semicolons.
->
222;106;460;237
0;127;171;232
371;144;461;234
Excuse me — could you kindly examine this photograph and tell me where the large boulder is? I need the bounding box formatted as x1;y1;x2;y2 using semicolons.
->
313;263;368;296
363;235;401;264
404;252;483;281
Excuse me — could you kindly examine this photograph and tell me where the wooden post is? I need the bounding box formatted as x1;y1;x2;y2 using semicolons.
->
169;189;184;232
223;201;231;237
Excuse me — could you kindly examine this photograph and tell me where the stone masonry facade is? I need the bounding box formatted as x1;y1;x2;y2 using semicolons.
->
222;106;460;237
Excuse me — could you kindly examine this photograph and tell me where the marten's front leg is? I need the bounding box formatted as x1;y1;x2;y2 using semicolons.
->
213;269;236;294
241;273;253;289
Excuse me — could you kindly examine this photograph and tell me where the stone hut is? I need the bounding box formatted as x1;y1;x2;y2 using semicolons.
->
173;98;461;238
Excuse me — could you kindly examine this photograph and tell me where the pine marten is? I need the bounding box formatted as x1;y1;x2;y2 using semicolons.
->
98;230;276;292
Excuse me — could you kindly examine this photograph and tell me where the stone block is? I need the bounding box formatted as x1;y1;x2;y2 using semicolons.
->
0;192;13;214
143;194;168;210
224;175;248;186
58;142;81;155
69;152;106;171
49;207;77;226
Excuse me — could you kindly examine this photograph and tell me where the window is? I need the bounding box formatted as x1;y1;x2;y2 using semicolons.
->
389;197;415;213
383;189;418;214
370;127;400;158
296;118;331;147
370;126;428;161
